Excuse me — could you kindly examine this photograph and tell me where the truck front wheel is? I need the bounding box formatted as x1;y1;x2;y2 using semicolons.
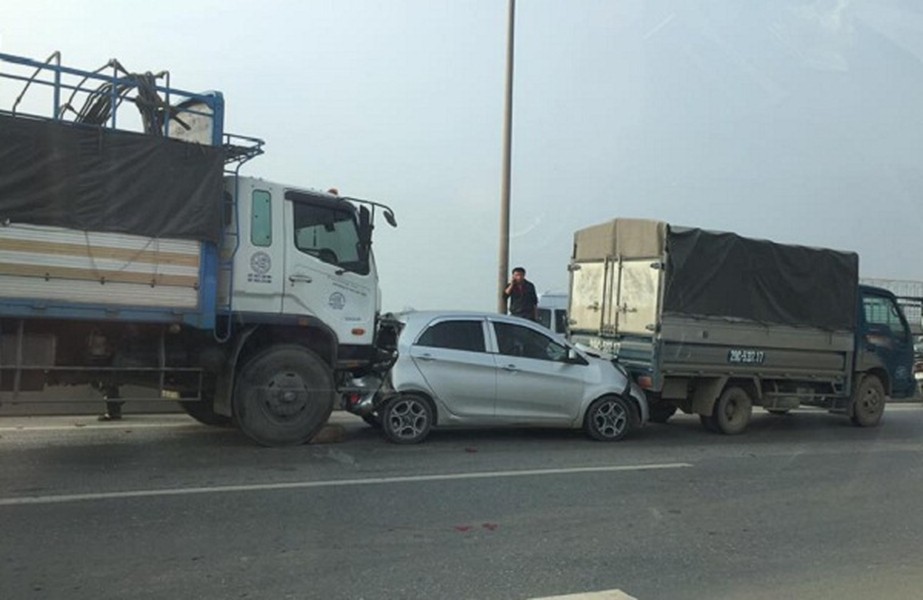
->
850;374;885;427
706;386;753;435
233;345;335;446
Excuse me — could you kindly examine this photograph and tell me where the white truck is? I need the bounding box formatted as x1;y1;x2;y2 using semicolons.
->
0;51;396;446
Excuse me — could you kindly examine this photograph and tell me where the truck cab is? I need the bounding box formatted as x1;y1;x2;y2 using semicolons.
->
222;177;385;368
857;285;917;399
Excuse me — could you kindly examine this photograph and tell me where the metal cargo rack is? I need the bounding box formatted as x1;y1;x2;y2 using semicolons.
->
0;50;264;168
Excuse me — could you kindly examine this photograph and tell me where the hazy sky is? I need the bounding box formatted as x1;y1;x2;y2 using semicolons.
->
3;0;922;312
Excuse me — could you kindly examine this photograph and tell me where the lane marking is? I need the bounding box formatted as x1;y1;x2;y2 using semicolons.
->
531;589;638;600
0;422;204;433
0;462;693;507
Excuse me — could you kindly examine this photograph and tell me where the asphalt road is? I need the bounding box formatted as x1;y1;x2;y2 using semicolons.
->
2;405;923;600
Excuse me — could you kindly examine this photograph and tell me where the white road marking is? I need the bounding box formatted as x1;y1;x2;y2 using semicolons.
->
0;422;205;433
531;589;638;600
0;462;693;507
886;404;923;411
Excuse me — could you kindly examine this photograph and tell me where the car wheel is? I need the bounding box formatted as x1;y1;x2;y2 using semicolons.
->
584;395;632;441
850;374;885;427
381;395;433;444
649;403;677;424
709;386;753;435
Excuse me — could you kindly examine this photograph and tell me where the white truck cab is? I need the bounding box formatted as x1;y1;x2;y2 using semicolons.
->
223;177;379;353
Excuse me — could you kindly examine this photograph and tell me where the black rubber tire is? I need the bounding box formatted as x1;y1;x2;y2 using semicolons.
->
178;395;232;427
584;395;633;442
850;374;886;427
381;394;433;444
233;345;335;447
710;386;753;435
767;409;791;416
649;403;678;424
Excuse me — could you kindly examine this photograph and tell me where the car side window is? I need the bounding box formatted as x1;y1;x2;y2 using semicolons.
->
864;295;909;341
416;320;485;353
493;322;568;362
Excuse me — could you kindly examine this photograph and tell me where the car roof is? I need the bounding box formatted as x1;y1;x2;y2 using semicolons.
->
395;310;559;339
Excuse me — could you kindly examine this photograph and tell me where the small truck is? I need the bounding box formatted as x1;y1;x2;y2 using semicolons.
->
568;218;916;434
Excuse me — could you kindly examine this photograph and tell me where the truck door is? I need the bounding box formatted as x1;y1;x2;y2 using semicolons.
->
228;181;285;314
612;259;662;335
281;192;377;349
860;290;916;398
569;261;607;332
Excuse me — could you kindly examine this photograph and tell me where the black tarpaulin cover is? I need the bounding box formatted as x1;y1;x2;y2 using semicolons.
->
0;114;224;243
663;226;859;330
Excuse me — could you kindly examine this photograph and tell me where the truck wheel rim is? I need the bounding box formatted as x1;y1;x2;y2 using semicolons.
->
388;399;428;439
724;398;741;422
860;386;882;415
262;372;309;420
593;400;627;438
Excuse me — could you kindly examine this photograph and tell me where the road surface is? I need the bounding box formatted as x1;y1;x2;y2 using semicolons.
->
1;405;922;599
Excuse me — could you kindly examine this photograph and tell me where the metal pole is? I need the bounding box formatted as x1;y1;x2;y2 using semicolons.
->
498;0;516;313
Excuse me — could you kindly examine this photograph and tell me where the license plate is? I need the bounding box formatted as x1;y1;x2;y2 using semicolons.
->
727;349;766;365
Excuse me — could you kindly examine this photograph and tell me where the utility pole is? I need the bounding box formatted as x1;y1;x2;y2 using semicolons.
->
498;0;516;313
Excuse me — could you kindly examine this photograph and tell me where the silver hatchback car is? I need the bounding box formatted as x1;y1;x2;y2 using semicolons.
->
347;311;648;444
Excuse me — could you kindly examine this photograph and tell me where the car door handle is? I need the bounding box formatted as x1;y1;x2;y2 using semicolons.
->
418;353;436;362
288;274;313;284
502;364;518;372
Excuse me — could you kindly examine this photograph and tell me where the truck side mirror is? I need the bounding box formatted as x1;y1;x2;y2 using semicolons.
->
383;209;397;228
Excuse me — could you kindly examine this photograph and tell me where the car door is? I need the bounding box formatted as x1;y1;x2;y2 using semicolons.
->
409;318;497;422
490;320;587;423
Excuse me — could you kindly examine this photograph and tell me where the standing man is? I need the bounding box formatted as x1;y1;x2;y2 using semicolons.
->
504;267;539;321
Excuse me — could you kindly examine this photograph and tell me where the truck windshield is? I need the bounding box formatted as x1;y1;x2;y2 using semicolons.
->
293;202;369;275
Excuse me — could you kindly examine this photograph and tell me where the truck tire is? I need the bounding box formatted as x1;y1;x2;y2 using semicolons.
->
850;374;885;427
233;345;335;447
707;386;753;435
584;395;633;441
649;403;677;424
179;395;232;427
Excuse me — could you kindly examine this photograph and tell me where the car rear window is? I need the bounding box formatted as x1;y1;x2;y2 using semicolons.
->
416;320;485;353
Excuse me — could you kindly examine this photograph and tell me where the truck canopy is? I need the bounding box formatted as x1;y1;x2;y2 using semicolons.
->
0;113;225;243
573;218;859;331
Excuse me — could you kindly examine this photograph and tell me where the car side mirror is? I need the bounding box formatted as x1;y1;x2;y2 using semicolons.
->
567;349;580;363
